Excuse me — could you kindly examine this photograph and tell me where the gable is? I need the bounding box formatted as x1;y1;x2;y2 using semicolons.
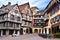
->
9;5;21;17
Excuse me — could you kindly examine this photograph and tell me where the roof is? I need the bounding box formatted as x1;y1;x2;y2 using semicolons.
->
18;2;30;13
34;10;44;16
0;4;17;13
31;7;39;11
44;0;59;13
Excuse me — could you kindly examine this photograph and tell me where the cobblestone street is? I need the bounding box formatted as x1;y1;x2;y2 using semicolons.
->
0;34;60;40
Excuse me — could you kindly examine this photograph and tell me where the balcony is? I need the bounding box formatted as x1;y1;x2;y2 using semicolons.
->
22;17;27;21
8;20;22;23
52;21;60;27
0;17;22;23
34;21;45;24
0;27;7;29
51;20;60;26
0;18;8;22
15;27;20;29
7;18;22;23
34;17;44;19
0;26;14;29
34;20;45;24
7;27;14;29
27;18;32;22
0;11;8;15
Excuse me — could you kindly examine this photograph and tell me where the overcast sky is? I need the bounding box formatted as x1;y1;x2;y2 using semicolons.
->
0;0;50;10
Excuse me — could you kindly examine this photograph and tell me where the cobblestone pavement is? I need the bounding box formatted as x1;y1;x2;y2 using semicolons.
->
0;34;60;40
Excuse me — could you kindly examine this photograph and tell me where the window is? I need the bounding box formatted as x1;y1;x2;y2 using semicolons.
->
5;22;8;27
44;13;48;17
59;15;60;21
53;18;55;23
57;16;59;22
51;8;55;16
10;15;14;20
55;17;58;22
50;13;52;16
57;15;60;22
0;16;1;20
56;6;59;12
34;20;38;23
51;18;54;24
25;22;27;25
38;24;41;26
34;24;36;27
29;17;31;20
26;22;28;25
39;20;41;22
1;11;4;14
2;15;4;20
26;10;29;14
14;10;18;13
34;16;37;18
17;17;20;21
24;14;26;18
30;23;31;26
5;8;9;12
16;24;19;28
3;22;5;27
9;22;13;27
0;23;2;27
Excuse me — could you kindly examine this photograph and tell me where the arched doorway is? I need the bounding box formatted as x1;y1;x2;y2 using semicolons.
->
29;28;32;34
34;29;38;33
39;29;41;34
20;28;23;35
26;29;28;33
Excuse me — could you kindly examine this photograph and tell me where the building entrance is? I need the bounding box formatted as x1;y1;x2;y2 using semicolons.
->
20;28;23;35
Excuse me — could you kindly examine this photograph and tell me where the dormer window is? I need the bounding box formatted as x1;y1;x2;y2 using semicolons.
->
0;11;3;14
0;11;2;13
5;8;9;12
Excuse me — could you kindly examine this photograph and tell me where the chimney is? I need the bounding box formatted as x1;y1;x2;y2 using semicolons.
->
8;2;11;5
1;4;5;8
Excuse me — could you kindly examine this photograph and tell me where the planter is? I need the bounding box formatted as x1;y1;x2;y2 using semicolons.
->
47;34;51;38
54;34;60;38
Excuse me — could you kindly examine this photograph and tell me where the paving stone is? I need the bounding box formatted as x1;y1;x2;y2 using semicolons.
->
0;34;60;40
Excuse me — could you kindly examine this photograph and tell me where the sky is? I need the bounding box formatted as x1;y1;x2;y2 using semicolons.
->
0;0;51;10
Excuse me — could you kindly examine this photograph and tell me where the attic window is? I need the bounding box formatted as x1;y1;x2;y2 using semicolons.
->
14;10;18;13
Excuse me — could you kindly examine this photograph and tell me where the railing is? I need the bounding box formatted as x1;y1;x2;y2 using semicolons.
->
34;17;44;19
7;18;22;23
